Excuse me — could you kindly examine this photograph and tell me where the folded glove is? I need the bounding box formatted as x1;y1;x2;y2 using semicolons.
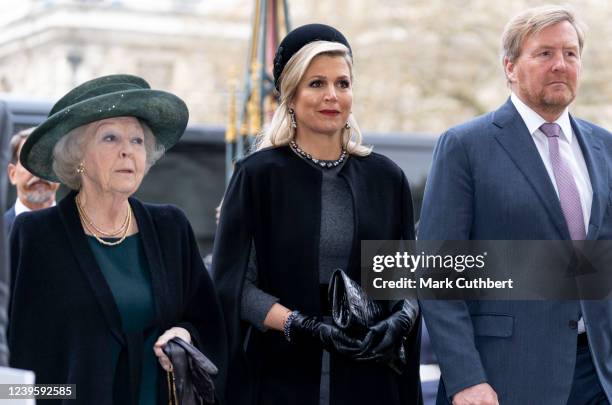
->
162;337;218;405
287;311;362;357
355;300;418;363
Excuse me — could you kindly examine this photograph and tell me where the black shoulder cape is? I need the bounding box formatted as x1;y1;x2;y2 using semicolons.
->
213;146;421;405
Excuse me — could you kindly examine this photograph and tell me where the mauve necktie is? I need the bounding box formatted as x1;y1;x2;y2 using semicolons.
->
540;122;586;240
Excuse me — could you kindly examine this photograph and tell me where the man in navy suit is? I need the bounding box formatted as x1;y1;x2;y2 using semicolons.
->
4;128;59;234
419;5;612;405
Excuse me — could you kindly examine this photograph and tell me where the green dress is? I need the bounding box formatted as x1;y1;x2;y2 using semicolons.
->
87;234;158;405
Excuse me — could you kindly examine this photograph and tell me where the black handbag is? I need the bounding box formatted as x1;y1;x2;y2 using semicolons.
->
162;337;218;405
328;269;407;373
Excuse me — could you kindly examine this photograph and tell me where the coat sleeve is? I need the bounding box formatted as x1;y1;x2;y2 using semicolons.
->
211;161;254;398
388;172;419;320
172;210;228;402
417;130;488;399
401;171;416;241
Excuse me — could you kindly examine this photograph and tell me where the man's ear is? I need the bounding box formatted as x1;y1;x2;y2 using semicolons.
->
504;57;517;83
7;163;18;185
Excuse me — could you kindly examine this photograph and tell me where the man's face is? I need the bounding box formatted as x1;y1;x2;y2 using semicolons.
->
7;140;59;208
505;21;581;119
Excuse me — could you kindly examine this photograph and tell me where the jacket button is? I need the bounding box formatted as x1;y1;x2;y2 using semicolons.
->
568;320;578;329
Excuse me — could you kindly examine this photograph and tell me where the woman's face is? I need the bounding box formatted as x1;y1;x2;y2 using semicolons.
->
290;54;352;140
80;116;147;197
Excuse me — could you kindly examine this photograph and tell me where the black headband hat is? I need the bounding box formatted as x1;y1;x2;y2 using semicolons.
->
273;23;352;92
20;74;188;182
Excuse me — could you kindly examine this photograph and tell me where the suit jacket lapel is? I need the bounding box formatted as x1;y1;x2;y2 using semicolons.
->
57;191;125;344
492;99;570;239
571;117;609;240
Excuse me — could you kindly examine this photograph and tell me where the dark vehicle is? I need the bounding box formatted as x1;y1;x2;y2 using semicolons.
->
1;95;434;253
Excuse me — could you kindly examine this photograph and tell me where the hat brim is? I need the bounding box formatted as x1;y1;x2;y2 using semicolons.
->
21;88;188;182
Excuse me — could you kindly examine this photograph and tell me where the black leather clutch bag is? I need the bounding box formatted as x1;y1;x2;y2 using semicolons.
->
328;269;386;336
328;269;407;373
162;337;218;405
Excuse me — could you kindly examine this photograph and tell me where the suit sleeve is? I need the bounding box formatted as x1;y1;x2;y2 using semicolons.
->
417;130;488;399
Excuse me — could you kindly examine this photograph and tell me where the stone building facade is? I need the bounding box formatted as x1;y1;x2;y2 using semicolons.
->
1;0;611;134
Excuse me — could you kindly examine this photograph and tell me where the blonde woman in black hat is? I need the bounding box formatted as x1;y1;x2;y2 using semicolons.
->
8;75;226;405
213;24;421;405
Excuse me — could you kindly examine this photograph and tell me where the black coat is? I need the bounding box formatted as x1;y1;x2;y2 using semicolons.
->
8;192;227;405
213;146;421;405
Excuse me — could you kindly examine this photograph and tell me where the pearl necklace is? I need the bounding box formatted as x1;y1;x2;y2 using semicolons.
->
76;194;132;246
289;141;347;168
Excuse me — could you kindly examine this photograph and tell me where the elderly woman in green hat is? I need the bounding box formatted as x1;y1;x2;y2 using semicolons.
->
8;74;226;405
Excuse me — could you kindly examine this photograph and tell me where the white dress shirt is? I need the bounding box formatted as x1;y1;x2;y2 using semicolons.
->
511;93;591;334
14;198;32;217
14;198;56;217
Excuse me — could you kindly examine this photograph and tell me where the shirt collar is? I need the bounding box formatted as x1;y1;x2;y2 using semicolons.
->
510;92;573;143
14;198;31;217
14;198;56;217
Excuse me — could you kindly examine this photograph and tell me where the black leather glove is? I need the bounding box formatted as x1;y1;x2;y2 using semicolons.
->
162;337;218;405
288;312;362;357
355;300;418;363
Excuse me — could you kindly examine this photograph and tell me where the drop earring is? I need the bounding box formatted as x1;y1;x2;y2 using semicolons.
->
289;108;297;129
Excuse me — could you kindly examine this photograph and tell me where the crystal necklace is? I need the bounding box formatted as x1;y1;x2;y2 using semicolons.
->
289;140;347;168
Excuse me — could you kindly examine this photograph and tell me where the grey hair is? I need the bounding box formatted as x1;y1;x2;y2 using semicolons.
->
501;5;586;78
52;119;165;190
253;40;371;156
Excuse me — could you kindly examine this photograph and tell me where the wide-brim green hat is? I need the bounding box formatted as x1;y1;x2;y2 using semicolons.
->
20;74;189;182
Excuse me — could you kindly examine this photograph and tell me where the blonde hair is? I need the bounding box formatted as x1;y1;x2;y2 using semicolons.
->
501;5;585;70
254;41;371;156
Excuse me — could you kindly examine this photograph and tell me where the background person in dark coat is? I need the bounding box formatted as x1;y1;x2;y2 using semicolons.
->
9;74;227;405
213;24;421;405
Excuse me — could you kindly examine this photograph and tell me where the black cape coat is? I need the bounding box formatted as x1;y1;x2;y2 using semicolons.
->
213;146;422;405
8;192;227;405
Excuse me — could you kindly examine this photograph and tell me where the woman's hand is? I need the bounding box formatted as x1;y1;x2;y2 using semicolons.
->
355;300;417;362
288;312;362;357
153;326;191;371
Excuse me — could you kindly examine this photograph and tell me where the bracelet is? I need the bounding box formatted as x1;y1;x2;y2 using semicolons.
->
283;311;300;342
